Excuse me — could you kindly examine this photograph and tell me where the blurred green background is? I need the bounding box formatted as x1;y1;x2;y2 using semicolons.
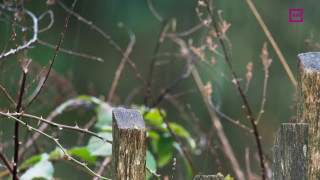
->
0;0;319;179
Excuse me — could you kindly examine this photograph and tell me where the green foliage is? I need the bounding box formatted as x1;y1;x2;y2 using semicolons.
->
67;147;97;163
16;96;196;179
20;154;54;180
151;133;174;167
133;105;196;172
87;132;112;156
224;174;234;180
146;151;157;179
95;102;113;129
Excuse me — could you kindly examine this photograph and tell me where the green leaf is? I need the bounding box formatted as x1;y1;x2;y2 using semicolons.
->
151;133;174;167
20;153;54;180
76;95;102;104
19;155;42;170
162;123;196;150
147;131;160;140
132;105;165;126
67;147;97;163
94;102;113;129
146;150;157;180
144;109;165;126
224;174;234;180
87;132;112;156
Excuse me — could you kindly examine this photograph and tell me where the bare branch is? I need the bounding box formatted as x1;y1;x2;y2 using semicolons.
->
0;85;17;106
107;23;136;103
0;3;38;60
23;0;78;110
6;112;112;143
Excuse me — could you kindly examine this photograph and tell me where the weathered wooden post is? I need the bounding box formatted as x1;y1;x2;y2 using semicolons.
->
112;108;146;180
194;175;224;180
297;52;320;179
273;123;308;180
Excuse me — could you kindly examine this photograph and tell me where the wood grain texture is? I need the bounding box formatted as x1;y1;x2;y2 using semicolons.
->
194;175;224;180
298;52;320;179
112;108;146;180
273;123;308;180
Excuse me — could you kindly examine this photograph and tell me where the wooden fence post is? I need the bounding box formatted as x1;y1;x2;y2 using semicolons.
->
297;52;320;179
112;108;146;180
194;175;224;180
273;123;308;180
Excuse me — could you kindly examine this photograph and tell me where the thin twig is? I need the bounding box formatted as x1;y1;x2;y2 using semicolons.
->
256;42;272;123
76;117;97;146
37;39;104;62
0;85;17;106
0;148;20;179
246;0;296;87
107;23;136;103
191;67;245;180
0;3;38;60
56;0;197;174
206;134;223;172
0;112;111;180
37;10;54;33
208;100;253;133
92;157;112;180
152;55;195;107
144;21;171;105
20;98;90;157
23;0;78;110
6;112;112;143
147;0;163;22
166;23;204;37
12;1;28;178
203;1;265;179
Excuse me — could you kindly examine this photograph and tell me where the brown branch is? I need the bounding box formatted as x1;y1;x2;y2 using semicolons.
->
22;0;78;110
246;0;296;87
256;42;272;123
144;21;171;105
0;148;19;179
5;112;112;144
191;67;245;180
37;39;104;62
107;23;136;103
76;117;97;146
147;0;164;22
0;85;17;106
56;0;197;174
13;72;26;179
92;157;112;180
208;100;253;133
20;98;88;157
0;3;38;60
203;1;265;179
166;23;204;37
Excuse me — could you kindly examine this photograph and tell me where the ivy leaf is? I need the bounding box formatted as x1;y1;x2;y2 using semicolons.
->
87;132;112;156
132;105;165;126
168;123;196;150
144;108;165;126
224;174;234;180
20;153;54;180
151;133;174;167
146;150;157;180
67;147;97;163
94;102;113;129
